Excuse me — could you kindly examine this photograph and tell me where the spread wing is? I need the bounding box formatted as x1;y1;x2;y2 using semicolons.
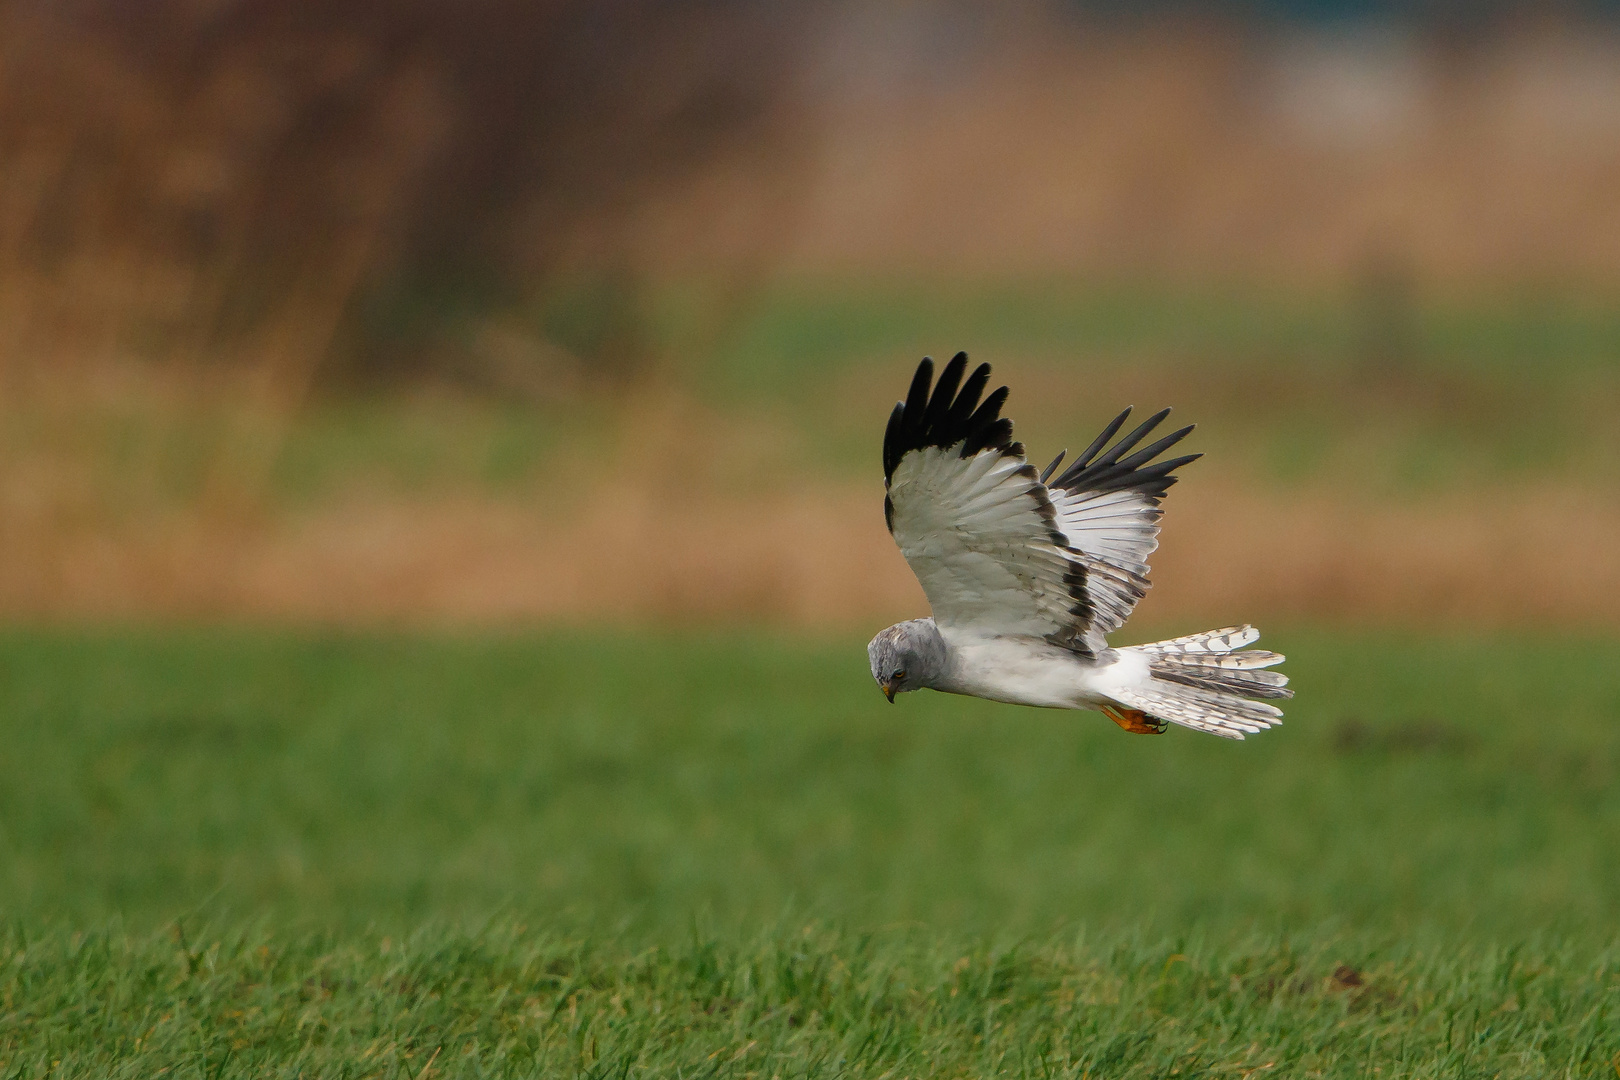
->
1041;405;1200;640
883;353;1198;655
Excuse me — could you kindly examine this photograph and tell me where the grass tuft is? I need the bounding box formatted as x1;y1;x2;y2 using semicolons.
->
3;920;1614;1077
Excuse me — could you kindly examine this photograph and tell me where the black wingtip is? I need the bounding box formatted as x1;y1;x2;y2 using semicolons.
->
1073;407;1132;469
882;400;907;479
882;353;1018;485
1049;408;1198;501
1039;450;1067;485
1116;424;1196;473
922;353;969;431
1094;408;1173;467
901;358;934;432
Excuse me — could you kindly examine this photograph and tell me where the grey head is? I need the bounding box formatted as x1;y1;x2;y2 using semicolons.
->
867;618;949;702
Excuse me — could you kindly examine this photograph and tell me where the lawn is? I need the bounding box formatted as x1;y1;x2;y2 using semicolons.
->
0;627;1616;1075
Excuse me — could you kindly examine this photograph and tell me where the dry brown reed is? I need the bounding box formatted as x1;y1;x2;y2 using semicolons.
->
5;461;1617;631
0;0;809;397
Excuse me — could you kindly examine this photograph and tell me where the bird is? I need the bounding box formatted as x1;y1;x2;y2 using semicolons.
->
868;352;1290;739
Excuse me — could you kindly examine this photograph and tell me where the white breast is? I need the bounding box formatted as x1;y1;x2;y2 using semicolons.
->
933;633;1148;710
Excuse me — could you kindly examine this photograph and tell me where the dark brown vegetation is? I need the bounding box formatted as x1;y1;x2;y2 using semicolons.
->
8;4;1620;395
0;0;812;397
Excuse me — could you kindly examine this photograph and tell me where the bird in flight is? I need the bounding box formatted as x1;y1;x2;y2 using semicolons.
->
868;353;1290;739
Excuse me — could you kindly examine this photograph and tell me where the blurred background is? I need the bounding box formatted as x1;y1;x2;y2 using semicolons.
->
3;0;1619;631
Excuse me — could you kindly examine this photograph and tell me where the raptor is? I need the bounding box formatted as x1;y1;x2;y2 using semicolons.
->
868;353;1291;738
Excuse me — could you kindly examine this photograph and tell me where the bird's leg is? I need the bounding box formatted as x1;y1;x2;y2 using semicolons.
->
1102;705;1167;735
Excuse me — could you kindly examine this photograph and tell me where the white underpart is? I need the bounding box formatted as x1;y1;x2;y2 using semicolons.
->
933;630;1152;710
932;625;1286;740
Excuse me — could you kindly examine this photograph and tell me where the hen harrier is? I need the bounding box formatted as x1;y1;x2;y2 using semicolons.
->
868;353;1290;739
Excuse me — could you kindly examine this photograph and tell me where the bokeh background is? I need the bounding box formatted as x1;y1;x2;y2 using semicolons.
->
6;11;1620;1073
4;0;1618;633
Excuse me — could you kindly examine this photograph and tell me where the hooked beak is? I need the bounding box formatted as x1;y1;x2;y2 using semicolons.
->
881;679;897;703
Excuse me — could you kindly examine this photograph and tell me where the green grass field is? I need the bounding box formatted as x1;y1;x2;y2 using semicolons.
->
1;628;1616;1075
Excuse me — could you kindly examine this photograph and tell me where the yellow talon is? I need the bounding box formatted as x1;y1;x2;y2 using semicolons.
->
1103;704;1166;735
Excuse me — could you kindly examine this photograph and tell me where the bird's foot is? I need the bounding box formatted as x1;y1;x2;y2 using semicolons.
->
1103;705;1167;735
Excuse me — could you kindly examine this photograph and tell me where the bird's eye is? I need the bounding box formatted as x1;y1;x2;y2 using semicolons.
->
894;670;906;681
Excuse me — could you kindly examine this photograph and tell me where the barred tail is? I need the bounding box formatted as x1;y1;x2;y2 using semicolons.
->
1117;626;1292;740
